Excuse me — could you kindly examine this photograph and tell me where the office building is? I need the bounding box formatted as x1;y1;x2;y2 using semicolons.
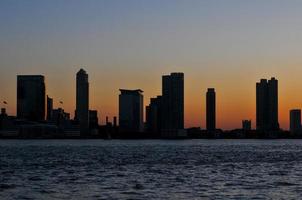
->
17;75;45;121
161;73;184;131
146;96;162;134
113;116;117;128
290;109;301;133
47;95;53;121
75;69;89;136
89;110;99;129
119;89;144;132
206;88;216;131
256;78;279;131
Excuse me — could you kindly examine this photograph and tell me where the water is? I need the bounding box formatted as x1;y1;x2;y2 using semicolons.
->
1;139;302;199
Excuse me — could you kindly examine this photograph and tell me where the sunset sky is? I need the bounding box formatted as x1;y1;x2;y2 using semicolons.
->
1;0;302;130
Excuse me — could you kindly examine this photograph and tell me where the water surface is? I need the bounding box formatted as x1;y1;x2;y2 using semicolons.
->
0;139;302;199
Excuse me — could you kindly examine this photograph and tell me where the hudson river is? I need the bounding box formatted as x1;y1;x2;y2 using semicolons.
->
1;139;302;199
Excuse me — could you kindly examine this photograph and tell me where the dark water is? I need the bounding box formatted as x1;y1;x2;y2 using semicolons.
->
1;140;302;199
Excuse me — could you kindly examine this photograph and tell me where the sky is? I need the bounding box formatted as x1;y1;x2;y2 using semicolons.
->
1;0;302;130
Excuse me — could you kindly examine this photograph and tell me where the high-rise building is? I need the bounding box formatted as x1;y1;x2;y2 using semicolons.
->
17;75;45;121
290;109;301;133
76;69;89;136
119;89;144;132
268;78;278;130
146;96;162;134
89;110;98;129
161;73;184;131
256;78;279;131
46;95;53;121
113;116;117;128
206;88;216;131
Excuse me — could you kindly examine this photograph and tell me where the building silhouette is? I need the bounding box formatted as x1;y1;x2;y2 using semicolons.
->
256;78;279;131
1;108;7;117
146;96;162;134
113;116;117;128
89;110;98;129
0;108;16;132
242;120;252;131
46;95;53;121
51;108;70;127
17;75;45;121
206;88;216;131
0;108;8;130
119;89;144;132
161;73;184;132
290;109;301;134
75;69;89;136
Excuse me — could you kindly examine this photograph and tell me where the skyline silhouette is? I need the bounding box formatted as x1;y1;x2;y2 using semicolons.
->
1;1;302;129
4;69;302;139
1;68;302;134
2;2;302;200
1;69;302;131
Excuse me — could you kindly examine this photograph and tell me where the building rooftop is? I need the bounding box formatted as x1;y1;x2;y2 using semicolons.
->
77;68;87;74
17;75;44;79
120;89;143;95
163;72;184;77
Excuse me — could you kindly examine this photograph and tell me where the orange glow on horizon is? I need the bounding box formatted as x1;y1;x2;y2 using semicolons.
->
2;66;301;131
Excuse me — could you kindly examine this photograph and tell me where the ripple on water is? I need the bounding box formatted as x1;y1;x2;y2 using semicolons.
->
1;140;302;199
0;183;16;191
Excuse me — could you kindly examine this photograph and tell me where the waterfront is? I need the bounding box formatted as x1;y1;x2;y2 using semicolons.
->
1;139;302;199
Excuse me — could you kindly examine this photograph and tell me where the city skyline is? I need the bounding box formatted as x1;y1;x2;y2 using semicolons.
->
0;70;301;130
2;2;302;199
2;0;302;129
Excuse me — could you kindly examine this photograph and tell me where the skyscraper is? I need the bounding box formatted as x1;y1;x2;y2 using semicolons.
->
161;73;184;131
46;95;53;121
146;96;162;134
206;88;216;131
290;109;301;133
256;77;279;131
119;89;144;132
17;75;45;121
76;69;89;136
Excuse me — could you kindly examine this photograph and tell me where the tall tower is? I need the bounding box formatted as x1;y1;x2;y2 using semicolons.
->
46;95;53;121
256;77;279;131
17;75;45;121
268;78;278;130
206;88;216;131
256;79;269;130
161;73;184;131
76;69;89;136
